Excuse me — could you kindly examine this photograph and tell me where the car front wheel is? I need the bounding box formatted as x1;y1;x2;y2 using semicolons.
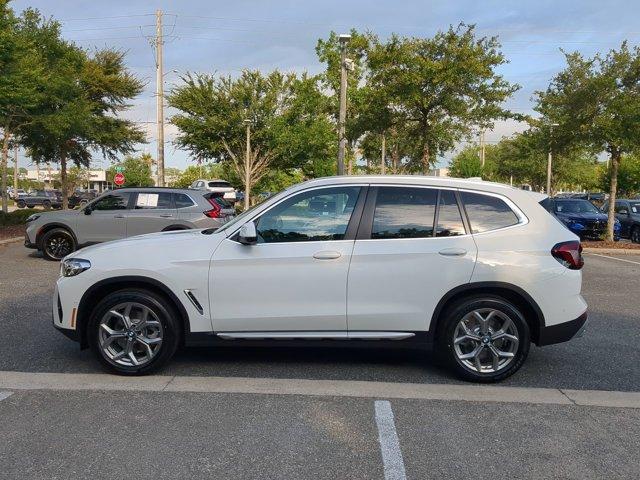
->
438;296;530;382
41;228;76;261
631;226;640;244
88;289;181;375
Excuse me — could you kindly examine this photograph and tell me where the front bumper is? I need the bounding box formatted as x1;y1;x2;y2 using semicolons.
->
537;311;588;346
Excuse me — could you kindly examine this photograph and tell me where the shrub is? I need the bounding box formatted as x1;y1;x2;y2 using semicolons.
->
0;209;39;226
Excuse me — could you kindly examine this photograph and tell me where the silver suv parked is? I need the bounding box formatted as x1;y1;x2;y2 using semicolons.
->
24;187;235;261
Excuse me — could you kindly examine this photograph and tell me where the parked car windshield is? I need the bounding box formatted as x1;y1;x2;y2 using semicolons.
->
554;199;600;214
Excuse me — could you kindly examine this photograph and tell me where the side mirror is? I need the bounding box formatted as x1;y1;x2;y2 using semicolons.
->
84;206;92;215
238;221;257;245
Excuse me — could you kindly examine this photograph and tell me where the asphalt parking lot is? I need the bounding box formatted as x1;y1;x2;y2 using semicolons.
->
0;241;639;479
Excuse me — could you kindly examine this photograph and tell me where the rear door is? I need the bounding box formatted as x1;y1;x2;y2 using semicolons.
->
125;191;177;237
347;186;477;333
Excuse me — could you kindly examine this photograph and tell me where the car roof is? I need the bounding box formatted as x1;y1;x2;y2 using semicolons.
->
110;187;203;194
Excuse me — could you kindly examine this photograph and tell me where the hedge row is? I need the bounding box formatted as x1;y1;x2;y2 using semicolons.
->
0;209;39;226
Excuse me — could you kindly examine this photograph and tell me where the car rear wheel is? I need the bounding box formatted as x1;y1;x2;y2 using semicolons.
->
438;296;530;382
88;290;181;375
16;201;25;208
41;228;76;261
631;226;640;244
42;200;51;209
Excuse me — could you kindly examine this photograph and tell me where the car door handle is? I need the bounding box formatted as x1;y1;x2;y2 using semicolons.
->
313;251;342;260
159;214;173;218
114;214;125;219
438;248;467;257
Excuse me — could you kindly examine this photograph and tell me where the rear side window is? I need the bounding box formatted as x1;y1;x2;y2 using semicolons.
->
174;193;195;208
372;187;437;239
436;190;465;237
460;191;519;233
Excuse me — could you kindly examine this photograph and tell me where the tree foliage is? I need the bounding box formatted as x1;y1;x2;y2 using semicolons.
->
107;155;154;187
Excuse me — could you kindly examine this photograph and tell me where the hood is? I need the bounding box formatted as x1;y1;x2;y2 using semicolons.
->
70;228;224;262
556;211;608;222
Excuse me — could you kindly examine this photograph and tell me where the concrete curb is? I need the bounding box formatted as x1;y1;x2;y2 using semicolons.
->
583;247;640;255
0;236;22;246
0;371;639;409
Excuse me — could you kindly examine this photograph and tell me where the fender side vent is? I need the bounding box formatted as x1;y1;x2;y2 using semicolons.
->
184;289;204;315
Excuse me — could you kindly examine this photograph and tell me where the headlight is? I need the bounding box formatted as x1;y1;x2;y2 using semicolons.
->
60;258;91;277
25;214;40;223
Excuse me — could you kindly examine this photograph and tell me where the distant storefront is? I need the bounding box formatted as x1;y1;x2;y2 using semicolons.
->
26;169;109;192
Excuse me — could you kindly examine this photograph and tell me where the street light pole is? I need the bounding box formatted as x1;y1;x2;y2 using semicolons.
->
546;123;559;196
337;34;351;176
244;119;251;211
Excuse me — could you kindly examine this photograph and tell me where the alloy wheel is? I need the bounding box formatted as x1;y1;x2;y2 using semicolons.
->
98;302;163;368
45;235;73;260
452;308;520;374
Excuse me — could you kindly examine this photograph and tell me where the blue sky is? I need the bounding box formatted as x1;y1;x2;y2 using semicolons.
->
11;0;640;171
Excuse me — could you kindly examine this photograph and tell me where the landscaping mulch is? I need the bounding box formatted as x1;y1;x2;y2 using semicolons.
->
582;239;640;250
0;225;25;242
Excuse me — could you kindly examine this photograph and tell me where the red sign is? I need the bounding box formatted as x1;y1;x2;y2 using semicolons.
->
114;172;125;186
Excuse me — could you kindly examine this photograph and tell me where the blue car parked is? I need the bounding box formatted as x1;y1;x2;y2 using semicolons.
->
541;198;621;240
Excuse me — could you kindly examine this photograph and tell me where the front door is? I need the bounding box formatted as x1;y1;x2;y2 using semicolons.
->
347;186;477;333
77;191;131;244
210;185;364;332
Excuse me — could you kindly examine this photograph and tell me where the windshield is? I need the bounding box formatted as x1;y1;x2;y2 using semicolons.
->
631;202;640;214
555;199;600;214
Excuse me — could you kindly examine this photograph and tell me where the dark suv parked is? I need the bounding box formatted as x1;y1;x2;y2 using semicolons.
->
601;199;640;243
16;190;61;209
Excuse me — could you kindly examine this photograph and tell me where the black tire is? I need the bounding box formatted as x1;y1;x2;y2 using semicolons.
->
16;201;25;209
632;226;640;244
41;227;77;261
88;289;181;375
42;200;51;210
437;295;530;383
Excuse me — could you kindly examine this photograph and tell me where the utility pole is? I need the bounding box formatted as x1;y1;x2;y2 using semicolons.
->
244;119;251;211
337;34;350;176
480;130;486;167
381;133;386;175
546;123;559;196
155;9;165;187
13;145;18;197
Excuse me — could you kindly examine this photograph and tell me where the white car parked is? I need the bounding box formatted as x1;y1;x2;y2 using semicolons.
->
189;178;237;203
54;176;587;381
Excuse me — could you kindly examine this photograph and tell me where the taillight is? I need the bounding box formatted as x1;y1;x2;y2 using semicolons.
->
551;241;584;270
204;197;221;218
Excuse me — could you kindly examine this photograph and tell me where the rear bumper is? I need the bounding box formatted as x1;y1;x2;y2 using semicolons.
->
537;311;588;346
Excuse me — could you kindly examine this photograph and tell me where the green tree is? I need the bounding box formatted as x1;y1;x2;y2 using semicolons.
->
169;70;334;207
367;24;520;174
536;43;640;240
599;154;640;197
449;145;490;178
21;42;145;207
107;155;154;187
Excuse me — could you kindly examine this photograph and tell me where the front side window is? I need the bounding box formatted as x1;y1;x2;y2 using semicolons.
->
134;192;173;209
461;191;519;233
615;202;629;214
256;187;361;243
92;193;130;211
436;190;466;237
372;187;437;239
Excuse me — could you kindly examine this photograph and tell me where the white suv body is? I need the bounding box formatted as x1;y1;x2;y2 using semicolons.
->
189;179;237;202
53;176;587;381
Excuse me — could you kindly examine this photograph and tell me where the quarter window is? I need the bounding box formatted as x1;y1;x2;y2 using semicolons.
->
256;187;361;243
174;193;195;208
436;190;465;237
91;193;130;211
460;191;519;233
372;187;437;239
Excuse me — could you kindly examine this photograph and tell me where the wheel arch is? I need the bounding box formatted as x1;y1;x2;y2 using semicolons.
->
76;276;191;349
36;223;78;250
430;282;545;345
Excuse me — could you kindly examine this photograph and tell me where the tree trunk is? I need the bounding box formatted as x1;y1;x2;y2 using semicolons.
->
60;151;69;210
421;143;430;175
606;150;621;242
392;144;399;174
1;134;9;214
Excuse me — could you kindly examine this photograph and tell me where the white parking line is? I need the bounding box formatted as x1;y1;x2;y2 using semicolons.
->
0;391;13;402
587;253;640;265
374;400;407;480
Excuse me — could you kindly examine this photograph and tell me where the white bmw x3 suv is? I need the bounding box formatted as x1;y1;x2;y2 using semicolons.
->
53;176;587;382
